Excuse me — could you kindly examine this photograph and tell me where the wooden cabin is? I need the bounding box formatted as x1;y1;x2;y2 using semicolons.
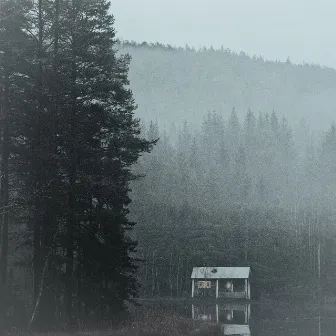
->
191;267;251;299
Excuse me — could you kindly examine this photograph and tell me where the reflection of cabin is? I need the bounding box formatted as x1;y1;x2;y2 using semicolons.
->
191;267;250;299
192;303;251;336
192;303;250;324
221;324;251;336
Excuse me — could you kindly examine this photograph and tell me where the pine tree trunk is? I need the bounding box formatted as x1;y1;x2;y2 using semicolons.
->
0;50;10;324
179;257;184;296
144;251;148;298
176;256;180;297
245;207;249;264
65;101;76;330
155;266;159;297
65;20;78;329
32;0;44;313
169;250;173;297
51;0;59;150
151;250;156;297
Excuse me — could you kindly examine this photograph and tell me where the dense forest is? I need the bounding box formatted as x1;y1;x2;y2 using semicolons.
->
117;40;336;130
1;0;336;334
130;110;336;299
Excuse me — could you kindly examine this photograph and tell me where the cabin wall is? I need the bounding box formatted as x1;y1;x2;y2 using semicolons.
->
193;279;217;298
218;278;249;299
192;278;250;299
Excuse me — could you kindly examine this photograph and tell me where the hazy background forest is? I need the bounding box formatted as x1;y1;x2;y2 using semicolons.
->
118;41;336;300
119;40;336;130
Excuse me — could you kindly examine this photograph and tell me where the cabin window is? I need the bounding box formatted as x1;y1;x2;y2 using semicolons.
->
198;281;211;289
234;279;246;292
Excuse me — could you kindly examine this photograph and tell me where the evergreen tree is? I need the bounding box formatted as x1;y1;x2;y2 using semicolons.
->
270;110;280;138
320;123;336;207
9;0;65;328
53;0;154;327
243;108;257;175
227;106;241;157
0;0;31;324
147;120;160;142
0;0;154;330
244;108;257;144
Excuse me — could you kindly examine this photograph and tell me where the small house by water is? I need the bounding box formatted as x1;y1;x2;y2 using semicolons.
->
191;267;251;299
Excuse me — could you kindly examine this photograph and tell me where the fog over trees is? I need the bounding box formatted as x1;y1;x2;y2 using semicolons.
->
1;1;336;334
130;108;336;300
112;41;336;301
118;40;336;131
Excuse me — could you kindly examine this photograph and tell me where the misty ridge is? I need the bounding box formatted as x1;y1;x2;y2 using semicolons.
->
118;40;336;131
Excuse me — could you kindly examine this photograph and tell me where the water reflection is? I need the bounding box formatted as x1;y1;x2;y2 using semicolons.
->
142;299;336;335
192;303;251;335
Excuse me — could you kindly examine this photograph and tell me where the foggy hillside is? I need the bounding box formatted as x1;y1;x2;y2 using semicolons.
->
129;111;336;298
118;40;336;130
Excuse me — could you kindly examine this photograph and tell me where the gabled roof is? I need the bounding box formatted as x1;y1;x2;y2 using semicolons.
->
191;267;250;279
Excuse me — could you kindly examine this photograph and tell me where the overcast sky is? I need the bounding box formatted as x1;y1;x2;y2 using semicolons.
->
112;0;336;68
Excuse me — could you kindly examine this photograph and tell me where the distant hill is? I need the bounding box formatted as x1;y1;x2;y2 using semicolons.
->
117;40;336;131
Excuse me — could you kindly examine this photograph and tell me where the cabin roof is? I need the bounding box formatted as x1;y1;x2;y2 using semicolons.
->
191;267;250;279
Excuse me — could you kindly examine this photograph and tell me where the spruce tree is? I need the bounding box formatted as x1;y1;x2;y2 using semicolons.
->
227;106;241;156
0;0;154;330
11;1;65;328
320;124;336;208
0;0;31;324
50;0;154;328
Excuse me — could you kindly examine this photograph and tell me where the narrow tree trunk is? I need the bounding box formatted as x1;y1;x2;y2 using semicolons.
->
155;266;159;297
65;207;75;330
0;50;10;324
143;251;148;298
151;250;156;297
54;0;59;62
65;18;78;329
308;208;312;273
184;259;189;298
179;257;184;295
245;208;249;265
169;250;173;297
32;0;44;313
29;235;56;331
51;0;59;149
65;105;76;330
176;256;181;297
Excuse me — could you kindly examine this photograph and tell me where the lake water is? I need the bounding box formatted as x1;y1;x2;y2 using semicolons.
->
141;299;336;335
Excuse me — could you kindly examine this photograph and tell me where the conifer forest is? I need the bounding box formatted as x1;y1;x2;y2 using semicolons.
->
1;0;336;334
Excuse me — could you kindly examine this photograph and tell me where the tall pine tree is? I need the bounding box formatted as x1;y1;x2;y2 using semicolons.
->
0;0;154;330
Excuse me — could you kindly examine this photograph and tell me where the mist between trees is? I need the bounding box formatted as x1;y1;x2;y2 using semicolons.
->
1;0;336;334
130;110;336;299
118;40;336;131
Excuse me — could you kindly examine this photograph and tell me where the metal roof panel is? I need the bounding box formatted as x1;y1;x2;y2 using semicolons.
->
191;267;250;279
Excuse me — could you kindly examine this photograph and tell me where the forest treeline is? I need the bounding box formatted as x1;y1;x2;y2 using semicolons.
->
0;0;154;331
118;40;336;130
130;110;336;298
1;0;336;332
